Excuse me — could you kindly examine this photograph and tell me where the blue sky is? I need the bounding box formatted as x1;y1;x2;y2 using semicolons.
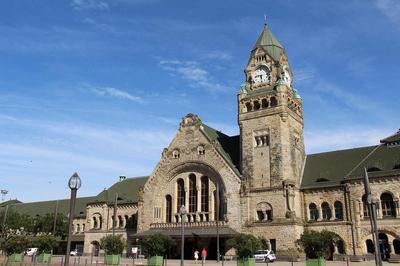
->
1;0;399;202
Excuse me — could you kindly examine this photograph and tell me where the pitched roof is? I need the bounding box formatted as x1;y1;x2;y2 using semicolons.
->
380;130;400;146
90;176;148;204
302;144;400;189
0;199;22;207
253;25;284;61
200;124;240;175
1;196;96;218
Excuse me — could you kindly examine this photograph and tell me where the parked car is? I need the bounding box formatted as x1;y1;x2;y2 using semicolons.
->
24;248;38;256
254;250;276;262
70;249;82;256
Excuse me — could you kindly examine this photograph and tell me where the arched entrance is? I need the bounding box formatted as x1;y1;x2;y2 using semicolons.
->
91;241;100;257
379;233;390;260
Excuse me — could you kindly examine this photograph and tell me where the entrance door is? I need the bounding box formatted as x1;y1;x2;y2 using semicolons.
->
379;233;390;260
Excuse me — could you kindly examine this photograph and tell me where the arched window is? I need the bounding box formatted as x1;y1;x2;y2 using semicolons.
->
393;239;400;255
321;202;331;220
124;215;129;228
309;203;318;221
245;102;252;112
177;178;185;211
336;240;345;254
189;174;197;212
166;195;172;223
254;100;260;110
77;224;80;233
362;194;370;218
201;176;209;212
261;99;268;108
118;215;123;228
93;217;98;229
270;97;277;107
366;239;374;253
381;193;396;218
256;202;273;222
82;224;85;232
334;201;343;220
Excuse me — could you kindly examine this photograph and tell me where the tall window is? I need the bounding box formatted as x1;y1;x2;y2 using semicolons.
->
366;239;374;253
362;194;370;218
381;193;396;218
321;202;331;220
309;203;318;221
189;174;197;212
93;217;98;229
201;176;209;212
334;201;343;220
166;195;172;223
177;178;185;211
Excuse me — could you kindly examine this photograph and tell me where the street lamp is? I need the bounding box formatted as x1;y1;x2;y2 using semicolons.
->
65;172;81;266
180;205;186;266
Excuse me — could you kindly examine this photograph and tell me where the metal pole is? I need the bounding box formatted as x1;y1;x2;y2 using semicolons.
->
53;200;59;236
216;183;220;262
1;204;9;237
181;212;184;266
113;193;118;236
65;189;77;266
363;168;382;266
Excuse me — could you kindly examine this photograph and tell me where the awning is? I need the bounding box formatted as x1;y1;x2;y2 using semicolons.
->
136;227;239;238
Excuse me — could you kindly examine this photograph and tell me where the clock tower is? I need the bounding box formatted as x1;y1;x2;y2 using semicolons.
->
238;24;305;202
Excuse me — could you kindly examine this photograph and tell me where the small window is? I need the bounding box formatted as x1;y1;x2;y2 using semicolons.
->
321;202;331;221
153;207;161;219
334;201;343;220
309;203;318;221
255;135;269;147
197;145;205;155
172;149;180;159
366;239;374;253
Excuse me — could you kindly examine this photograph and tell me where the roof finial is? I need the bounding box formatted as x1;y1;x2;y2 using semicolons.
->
264;14;267;26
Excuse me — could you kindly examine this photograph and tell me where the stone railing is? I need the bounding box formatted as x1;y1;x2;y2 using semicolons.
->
150;220;227;229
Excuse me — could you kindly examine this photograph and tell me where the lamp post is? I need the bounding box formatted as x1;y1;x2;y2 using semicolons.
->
180;205;186;266
65;172;81;266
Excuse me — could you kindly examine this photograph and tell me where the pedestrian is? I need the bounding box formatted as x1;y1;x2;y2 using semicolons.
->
194;249;199;264
201;248;207;263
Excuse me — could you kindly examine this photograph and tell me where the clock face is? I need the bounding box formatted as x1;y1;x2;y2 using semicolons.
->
252;66;269;84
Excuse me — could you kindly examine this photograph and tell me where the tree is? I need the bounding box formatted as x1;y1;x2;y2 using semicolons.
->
33;213;68;238
100;235;126;255
32;235;58;254
296;230;338;259
0;209;35;236
227;234;261;258
1;235;31;255
142;233;175;257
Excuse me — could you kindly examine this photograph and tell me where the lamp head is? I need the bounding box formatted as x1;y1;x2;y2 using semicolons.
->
68;172;82;190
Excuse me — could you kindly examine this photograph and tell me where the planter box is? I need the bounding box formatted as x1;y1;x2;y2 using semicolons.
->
306;258;326;266
237;258;256;266
8;253;24;262
37;253;52;263
105;254;120;265
148;256;164;266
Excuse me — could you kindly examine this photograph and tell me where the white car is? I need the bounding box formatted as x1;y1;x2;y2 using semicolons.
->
24;248;38;256
70;250;82;256
254;250;276;263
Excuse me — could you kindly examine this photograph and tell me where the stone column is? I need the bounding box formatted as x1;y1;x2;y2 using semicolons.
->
331;204;336;221
197;176;201;213
376;201;383;219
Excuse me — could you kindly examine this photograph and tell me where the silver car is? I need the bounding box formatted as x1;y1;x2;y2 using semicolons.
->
254;250;276;262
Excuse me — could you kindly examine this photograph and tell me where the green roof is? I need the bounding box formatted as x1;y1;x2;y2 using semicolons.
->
0;199;22;207
253;25;284;61
380;130;400;145
302;144;400;189
1;196;96;218
200;124;240;175
91;176;148;204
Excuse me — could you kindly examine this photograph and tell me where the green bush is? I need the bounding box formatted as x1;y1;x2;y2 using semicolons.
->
32;235;58;254
296;230;337;259
142;233;175;256
227;234;261;258
1;235;31;255
100;235;126;255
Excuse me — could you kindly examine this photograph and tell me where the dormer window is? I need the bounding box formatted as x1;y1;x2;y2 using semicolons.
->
197;145;205;155
172;149;180;159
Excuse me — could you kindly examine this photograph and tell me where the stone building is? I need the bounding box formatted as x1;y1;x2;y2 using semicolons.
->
1;25;399;261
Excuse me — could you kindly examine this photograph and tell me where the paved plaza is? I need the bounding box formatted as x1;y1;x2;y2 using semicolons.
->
1;256;399;266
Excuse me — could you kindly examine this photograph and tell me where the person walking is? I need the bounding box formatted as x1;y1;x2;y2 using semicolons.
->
201;248;207;263
194;249;199;264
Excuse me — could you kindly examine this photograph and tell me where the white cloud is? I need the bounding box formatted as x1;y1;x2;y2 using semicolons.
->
293;66;316;84
374;0;400;28
89;87;143;103
158;60;229;92
205;51;232;60
72;0;109;10
305;126;395;154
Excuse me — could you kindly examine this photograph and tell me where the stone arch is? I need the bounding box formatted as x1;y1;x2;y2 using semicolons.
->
91;240;100;256
255;202;273;222
308;202;318;221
